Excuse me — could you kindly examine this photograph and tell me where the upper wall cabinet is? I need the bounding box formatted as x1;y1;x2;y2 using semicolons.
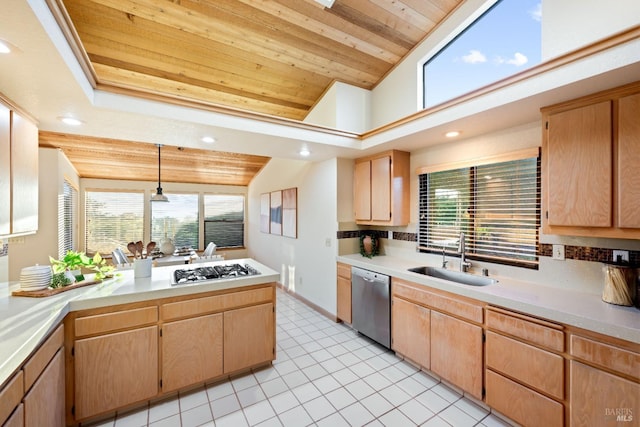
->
541;82;640;239
0;99;39;237
354;150;410;226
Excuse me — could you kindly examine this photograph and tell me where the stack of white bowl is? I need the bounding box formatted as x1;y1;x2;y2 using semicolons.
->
20;265;52;291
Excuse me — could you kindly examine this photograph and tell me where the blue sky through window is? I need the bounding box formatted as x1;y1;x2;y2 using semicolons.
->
424;0;541;108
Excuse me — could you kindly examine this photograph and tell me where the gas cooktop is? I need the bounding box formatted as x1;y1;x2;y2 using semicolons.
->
172;263;261;285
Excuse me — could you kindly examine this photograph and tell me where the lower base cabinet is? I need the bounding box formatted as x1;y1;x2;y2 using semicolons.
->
23;350;65;427
570;360;638;426
224;303;274;373
391;297;430;368
162;314;223;393
3;404;23;427
430;311;483;400
74;326;159;420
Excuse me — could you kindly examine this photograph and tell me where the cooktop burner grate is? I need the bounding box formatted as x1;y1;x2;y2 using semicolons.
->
173;263;260;285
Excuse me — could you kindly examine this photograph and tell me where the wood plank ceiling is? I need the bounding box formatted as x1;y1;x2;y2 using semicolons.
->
46;0;461;186
39;131;271;186
56;0;462;120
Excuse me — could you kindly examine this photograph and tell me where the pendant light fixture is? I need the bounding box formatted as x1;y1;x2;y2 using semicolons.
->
151;144;169;202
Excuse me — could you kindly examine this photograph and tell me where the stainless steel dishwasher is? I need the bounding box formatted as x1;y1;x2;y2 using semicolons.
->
351;266;391;348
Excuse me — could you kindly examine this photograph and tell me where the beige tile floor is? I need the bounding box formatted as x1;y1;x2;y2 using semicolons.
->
89;288;514;427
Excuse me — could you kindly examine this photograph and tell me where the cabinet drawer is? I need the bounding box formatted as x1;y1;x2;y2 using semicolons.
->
0;371;23;425
486;331;564;399
23;324;63;391
570;334;640;380
337;263;351;279
486;370;564;427
486;307;563;352
161;286;273;321
393;279;483;324
75;306;158;337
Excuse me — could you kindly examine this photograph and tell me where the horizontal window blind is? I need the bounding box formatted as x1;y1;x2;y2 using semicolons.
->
204;195;245;248
151;193;199;249
85;190;144;255
59;180;78;258
418;155;540;268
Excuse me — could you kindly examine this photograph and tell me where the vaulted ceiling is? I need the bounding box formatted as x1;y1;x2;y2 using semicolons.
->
53;0;462;121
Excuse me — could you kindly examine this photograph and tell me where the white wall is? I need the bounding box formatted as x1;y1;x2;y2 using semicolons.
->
541;0;640;60
8;148;79;281
304;82;372;133
248;158;339;314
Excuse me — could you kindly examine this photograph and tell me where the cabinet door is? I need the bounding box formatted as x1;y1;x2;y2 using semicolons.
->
224;303;274;373
391;298;430;368
9;112;38;235
162;313;223;392
370;156;391;221
547;101;612;227
23;349;64;427
0;104;9;235
337;275;351;323
75;326;158;420
570;360;638;426
431;311;483;399
354;161;371;221
618;92;640;228
3;403;23;427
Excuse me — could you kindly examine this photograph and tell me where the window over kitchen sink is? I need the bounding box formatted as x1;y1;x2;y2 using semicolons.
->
417;148;540;268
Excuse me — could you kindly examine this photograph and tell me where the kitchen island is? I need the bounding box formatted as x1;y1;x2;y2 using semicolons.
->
0;258;279;426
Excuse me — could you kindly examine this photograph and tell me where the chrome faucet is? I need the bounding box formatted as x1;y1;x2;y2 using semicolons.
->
458;232;471;272
442;246;448;269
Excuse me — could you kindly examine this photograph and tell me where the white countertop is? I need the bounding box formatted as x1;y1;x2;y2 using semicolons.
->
0;258;279;388
338;254;640;344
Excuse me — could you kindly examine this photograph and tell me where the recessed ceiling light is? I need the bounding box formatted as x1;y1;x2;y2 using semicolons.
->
59;117;83;126
445;130;461;138
314;0;335;7
0;41;10;54
201;136;216;143
299;148;311;157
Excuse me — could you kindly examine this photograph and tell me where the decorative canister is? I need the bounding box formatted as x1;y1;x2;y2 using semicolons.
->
602;263;636;306
160;237;175;255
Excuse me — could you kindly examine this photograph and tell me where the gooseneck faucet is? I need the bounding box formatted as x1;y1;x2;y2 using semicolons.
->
459;232;472;272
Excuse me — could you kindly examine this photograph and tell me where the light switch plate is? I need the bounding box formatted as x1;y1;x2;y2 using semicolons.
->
552;244;565;260
613;250;629;263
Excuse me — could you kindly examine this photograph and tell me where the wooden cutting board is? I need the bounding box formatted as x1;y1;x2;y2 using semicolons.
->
12;279;102;298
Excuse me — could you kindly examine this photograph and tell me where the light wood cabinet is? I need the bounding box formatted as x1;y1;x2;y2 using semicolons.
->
224;303;274;373
568;331;639;427
74;326;159;420
336;262;351;323
0;101;38;237
485;307;565;427
570;361;638;426
391;296;430;368
391;278;484;399
23;350;65;427
162;313;223;392
0;372;23;426
431;310;483;400
354;150;409;226
542;81;640;238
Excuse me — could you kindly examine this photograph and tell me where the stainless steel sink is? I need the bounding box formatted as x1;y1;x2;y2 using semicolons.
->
408;266;497;286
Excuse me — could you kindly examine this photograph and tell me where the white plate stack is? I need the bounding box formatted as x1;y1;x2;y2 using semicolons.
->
20;265;52;291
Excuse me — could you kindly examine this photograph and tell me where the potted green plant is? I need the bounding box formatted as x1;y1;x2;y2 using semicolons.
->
86;252;116;280
50;250;92;282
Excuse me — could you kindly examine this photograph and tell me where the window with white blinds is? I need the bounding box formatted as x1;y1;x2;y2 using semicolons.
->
58;180;78;258
85;190;144;255
204;195;245;248
151;193;199;249
418;151;540;268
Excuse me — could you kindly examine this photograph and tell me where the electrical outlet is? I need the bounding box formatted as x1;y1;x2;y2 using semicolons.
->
552;244;565;260
613;250;629;263
325;238;332;247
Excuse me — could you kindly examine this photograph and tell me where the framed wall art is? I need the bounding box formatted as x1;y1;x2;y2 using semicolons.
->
270;190;282;235
282;187;297;238
260;193;270;233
